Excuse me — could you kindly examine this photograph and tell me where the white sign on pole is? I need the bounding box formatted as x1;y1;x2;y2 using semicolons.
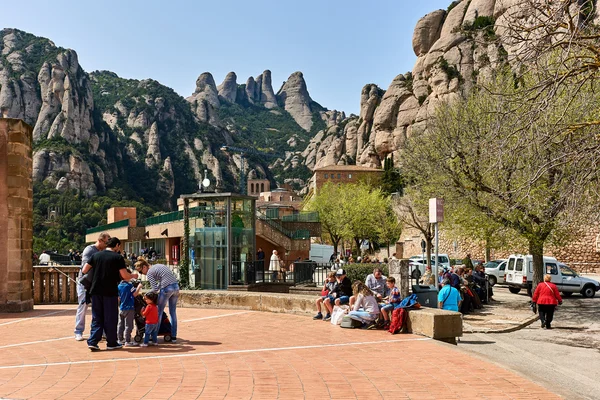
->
429;198;444;223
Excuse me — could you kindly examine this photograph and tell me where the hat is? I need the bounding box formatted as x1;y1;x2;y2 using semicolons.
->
335;268;346;276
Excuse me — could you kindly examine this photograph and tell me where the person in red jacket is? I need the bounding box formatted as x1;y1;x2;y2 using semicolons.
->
532;274;563;329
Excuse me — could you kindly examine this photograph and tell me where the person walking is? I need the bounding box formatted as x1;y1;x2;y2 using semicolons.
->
135;258;180;342
82;237;138;351
532;274;563;329
74;232;110;341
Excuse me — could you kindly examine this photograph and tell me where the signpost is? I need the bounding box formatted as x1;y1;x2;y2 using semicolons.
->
429;198;444;292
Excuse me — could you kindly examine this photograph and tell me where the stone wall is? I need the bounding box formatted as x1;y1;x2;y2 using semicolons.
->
399;224;600;274
0;118;34;312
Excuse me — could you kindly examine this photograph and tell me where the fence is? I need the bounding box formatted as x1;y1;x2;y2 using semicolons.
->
33;265;80;304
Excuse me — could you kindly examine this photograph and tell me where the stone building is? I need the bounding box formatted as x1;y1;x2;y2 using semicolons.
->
311;165;383;194
0;118;34;312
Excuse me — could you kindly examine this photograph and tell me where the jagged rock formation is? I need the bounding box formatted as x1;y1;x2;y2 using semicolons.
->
302;0;522;170
217;72;237;103
187;72;220;126
276;71;314;131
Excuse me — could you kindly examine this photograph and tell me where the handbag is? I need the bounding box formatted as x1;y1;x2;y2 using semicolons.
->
530;301;537;314
330;305;347;325
320;289;329;296
78;271;93;291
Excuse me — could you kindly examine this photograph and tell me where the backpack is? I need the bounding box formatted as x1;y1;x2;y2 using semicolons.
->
389;308;408;334
340;316;363;329
397;293;420;309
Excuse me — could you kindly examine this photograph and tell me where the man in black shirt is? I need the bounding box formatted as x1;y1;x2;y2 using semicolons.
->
82;237;138;351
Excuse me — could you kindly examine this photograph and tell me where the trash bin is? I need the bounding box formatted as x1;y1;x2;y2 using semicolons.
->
411;285;438;308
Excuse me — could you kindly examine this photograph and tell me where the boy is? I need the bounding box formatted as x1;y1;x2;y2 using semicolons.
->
117;278;143;346
380;277;402;328
313;272;337;320
323;269;352;321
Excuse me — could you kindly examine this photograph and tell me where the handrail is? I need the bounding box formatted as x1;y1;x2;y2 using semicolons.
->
256;210;311;239
281;212;320;223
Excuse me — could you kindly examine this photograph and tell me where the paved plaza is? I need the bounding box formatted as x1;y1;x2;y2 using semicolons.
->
0;305;561;399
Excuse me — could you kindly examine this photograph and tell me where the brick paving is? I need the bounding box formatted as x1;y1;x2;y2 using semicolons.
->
0;305;561;399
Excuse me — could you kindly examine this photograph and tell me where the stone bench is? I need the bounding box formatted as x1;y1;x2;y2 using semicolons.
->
178;290;462;344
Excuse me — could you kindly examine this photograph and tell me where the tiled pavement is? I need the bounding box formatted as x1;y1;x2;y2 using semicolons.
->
0;305;561;399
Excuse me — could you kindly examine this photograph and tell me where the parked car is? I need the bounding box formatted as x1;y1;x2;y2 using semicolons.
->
484;259;507;286
409;253;451;271
504;254;600;297
408;258;437;279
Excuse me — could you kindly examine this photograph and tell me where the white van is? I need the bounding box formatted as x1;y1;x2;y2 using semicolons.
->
505;254;600;298
309;244;335;263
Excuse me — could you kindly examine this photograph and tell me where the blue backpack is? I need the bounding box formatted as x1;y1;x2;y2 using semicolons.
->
397;294;420;309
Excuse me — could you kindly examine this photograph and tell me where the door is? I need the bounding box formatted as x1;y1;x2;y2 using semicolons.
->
544;262;560;286
506;257;516;284
558;264;580;292
513;257;525;285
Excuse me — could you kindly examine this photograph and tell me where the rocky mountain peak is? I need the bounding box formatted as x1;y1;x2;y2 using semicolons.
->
254;70;277;109
276;71;314;131
217;71;237;103
187;72;220;125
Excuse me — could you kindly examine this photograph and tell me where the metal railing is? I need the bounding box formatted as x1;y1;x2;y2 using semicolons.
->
281;212;320;223
146;210;184;225
256;211;312;240
86;219;130;235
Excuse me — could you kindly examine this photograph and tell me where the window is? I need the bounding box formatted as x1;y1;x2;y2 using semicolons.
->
499;262;506;271
348;173;352;179
338;174;341;179
507;258;515;271
515;259;523;272
261;183;265;192
560;265;577;277
545;263;558;275
324;174;328;179
251;183;254;193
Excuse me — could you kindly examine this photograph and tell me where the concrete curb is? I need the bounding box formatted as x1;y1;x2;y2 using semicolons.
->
463;314;540;334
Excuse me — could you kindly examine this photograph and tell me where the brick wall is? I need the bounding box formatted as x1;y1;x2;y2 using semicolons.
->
0;118;34;312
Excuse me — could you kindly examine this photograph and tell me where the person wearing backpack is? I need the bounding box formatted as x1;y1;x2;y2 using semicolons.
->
532;274;563;329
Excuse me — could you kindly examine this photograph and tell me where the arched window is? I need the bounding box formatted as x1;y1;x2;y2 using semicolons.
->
261;183;265;192
251;183;254;193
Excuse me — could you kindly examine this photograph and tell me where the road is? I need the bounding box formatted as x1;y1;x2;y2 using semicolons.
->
457;280;600;400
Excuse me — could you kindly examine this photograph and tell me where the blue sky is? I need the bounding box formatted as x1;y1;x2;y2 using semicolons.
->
2;0;451;115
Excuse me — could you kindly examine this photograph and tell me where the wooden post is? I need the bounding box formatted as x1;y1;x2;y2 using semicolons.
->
34;267;41;304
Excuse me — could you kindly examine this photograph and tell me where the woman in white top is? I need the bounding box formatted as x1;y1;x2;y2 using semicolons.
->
347;281;380;325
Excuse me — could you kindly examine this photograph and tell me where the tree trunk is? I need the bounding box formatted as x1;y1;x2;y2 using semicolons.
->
426;237;433;268
485;237;491;262
331;234;340;256
529;238;545;295
354;237;361;255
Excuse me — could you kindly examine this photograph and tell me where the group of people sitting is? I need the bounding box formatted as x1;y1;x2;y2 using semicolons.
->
312;267;403;329
420;263;493;314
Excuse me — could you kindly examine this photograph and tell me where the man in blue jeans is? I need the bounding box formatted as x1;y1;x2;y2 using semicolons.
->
74;232;110;341
135;259;180;342
82;237;138;351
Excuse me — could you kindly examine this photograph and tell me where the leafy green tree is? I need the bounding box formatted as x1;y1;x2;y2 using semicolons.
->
400;71;600;289
304;183;346;254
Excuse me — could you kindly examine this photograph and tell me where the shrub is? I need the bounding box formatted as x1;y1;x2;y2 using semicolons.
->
343;263;389;284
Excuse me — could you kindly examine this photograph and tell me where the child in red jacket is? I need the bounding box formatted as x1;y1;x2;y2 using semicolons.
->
532;274;563;329
141;292;159;346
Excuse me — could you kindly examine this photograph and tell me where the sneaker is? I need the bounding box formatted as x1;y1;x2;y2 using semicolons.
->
541;323;546;328
75;333;84;341
106;343;123;350
546;325;552;330
171;337;177;343
150;342;158;346
88;344;100;352
323;314;331;321
125;342;138;347
117;340;124;345
140;343;148;347
313;312;323;320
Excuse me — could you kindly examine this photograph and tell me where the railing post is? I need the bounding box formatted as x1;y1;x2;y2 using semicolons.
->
34;267;42;304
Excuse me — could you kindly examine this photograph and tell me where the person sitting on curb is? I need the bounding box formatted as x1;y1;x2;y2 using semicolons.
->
438;278;462;312
347;281;380;327
349;267;387;308
323;269;352;321
379;277;402;328
313;272;337;320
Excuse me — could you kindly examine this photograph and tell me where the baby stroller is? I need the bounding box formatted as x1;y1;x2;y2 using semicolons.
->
133;294;173;343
